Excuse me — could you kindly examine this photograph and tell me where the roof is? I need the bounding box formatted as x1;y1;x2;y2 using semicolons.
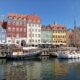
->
41;25;52;30
7;13;40;20
49;24;65;30
67;29;74;36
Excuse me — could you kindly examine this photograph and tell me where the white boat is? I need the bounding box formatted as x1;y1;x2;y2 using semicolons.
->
23;46;38;50
57;50;80;59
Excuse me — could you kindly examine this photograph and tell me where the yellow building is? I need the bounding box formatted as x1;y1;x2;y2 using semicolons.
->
50;24;67;46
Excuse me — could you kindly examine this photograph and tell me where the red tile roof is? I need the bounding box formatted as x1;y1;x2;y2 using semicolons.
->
7;13;40;20
41;25;52;30
49;24;65;30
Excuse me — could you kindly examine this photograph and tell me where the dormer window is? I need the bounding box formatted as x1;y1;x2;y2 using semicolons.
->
8;16;12;20
14;17;17;20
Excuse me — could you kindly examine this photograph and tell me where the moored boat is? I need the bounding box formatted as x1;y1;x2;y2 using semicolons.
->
57;50;80;59
6;46;40;60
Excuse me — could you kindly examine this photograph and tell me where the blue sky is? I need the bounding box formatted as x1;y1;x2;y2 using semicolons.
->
0;0;80;28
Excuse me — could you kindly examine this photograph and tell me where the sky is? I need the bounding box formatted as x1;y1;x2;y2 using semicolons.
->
0;0;80;28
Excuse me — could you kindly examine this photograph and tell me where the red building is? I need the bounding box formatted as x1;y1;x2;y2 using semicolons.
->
7;13;41;46
7;13;27;38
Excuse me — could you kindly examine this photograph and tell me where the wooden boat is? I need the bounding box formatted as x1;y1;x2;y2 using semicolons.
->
6;47;40;60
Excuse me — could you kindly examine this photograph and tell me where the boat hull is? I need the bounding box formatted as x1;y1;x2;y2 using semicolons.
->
6;53;40;60
58;53;80;59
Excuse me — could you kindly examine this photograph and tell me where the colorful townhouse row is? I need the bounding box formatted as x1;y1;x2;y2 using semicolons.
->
0;13;78;47
41;24;67;47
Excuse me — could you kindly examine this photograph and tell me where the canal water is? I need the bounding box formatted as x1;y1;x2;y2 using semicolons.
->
0;57;80;80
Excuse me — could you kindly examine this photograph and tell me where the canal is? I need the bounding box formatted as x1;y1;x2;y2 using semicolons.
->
0;57;80;80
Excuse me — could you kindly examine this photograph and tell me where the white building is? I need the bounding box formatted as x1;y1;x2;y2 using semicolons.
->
27;23;41;46
26;15;41;46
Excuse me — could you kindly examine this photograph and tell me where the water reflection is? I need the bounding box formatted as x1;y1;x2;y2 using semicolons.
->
0;58;80;80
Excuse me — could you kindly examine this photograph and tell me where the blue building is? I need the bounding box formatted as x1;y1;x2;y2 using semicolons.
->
0;25;7;44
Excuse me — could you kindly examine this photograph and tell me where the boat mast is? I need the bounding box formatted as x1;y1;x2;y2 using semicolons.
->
74;16;76;47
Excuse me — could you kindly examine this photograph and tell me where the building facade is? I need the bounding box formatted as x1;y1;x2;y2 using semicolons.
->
26;14;41;46
7;13;27;45
41;26;52;47
74;27;80;47
0;24;7;44
7;13;41;46
67;29;74;47
50;24;67;46
73;17;80;47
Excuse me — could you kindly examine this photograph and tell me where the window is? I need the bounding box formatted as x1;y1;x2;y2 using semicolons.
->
16;28;19;32
24;28;26;32
38;34;40;37
38;40;40;42
32;34;34;37
16;34;19;38
32;39;34;42
13;17;16;20
12;27;15;32
35;29;37;32
20;28;22;32
8;27;11;31
13;17;17;24
23;18;26;26
29;23;31;26
2;35;5;38
20;21;23;26
32;23;34;27
2;40;5;43
29;34;31;37
29;39;31;42
35;34;37;37
29;29;31;32
8;17;12;20
16;21;19;25
35;40;37;42
53;36;55;38
24;22;26;26
19;18;22;26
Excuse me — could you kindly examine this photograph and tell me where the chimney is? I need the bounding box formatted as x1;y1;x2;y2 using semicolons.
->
74;16;77;47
